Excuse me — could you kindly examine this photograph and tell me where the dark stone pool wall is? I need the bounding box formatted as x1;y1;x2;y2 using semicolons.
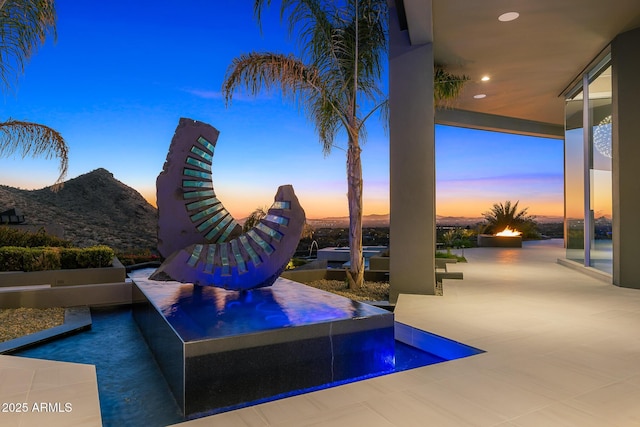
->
130;269;395;417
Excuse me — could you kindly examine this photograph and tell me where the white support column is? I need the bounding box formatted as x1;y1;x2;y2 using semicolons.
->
612;27;640;288
389;0;436;302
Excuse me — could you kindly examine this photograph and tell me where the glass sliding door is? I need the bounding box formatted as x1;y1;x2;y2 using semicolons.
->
588;66;612;273
565;96;585;263
564;57;612;274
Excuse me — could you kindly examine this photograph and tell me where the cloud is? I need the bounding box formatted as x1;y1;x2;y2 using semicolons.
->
183;88;273;102
183;89;223;99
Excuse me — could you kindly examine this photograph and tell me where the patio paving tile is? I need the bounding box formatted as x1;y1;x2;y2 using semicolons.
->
147;240;640;425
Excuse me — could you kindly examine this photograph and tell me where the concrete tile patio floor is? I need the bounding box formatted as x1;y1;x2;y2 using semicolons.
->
0;355;101;426
178;239;640;427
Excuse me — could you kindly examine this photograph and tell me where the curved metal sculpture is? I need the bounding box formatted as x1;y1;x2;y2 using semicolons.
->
150;118;305;291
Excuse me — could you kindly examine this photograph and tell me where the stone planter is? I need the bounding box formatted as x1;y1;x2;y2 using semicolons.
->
369;254;390;271
0;257;126;288
0;258;131;309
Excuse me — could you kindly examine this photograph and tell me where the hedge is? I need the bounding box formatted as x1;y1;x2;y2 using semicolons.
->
0;245;115;272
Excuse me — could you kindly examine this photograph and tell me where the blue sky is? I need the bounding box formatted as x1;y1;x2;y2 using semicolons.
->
0;1;564;219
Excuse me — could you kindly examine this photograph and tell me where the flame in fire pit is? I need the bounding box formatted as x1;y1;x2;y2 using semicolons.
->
495;226;521;237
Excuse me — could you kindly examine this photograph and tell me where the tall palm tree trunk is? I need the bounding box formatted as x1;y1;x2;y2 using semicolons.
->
346;132;364;290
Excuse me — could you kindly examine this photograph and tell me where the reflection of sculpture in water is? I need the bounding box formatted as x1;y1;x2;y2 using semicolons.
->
150;118;306;291
156;279;363;341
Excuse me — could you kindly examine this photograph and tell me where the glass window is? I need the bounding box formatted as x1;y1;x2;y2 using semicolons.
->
588;66;612;273
564;58;612;273
565;96;585;263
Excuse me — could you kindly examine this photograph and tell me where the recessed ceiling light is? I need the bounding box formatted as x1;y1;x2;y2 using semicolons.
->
474;94;486;99
498;12;519;22
481;76;490;81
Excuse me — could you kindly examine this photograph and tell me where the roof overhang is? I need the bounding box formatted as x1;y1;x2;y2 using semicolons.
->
400;0;640;135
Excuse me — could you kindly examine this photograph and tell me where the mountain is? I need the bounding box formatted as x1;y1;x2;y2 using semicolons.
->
0;168;157;252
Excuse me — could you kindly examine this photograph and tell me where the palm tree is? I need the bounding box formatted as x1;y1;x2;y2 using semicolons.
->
0;0;68;189
223;0;387;289
482;200;538;236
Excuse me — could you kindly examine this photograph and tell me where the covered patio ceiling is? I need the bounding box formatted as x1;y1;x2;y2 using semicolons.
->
400;0;640;137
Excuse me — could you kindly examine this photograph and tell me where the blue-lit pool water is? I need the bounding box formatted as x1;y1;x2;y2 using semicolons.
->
15;307;446;426
15;307;184;426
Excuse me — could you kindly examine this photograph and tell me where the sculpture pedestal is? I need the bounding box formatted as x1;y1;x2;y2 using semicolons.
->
131;269;395;418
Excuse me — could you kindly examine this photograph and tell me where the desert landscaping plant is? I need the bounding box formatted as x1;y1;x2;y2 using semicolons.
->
441;227;474;256
482;200;540;238
0;245;114;272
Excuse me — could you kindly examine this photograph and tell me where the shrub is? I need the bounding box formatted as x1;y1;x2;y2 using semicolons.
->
116;250;160;266
435;251;466;262
0;226;72;248
0;245;114;272
60;248;81;269
61;246;114;269
40;247;62;270
0;247;27;271
75;246;114;268
23;247;62;271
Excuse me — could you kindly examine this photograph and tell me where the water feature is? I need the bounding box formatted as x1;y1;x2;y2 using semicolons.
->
131;268;397;416
15;307;183;427
11;269;484;424
308;239;319;257
14;306;449;426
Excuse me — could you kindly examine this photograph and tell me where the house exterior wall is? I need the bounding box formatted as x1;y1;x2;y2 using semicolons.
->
612;27;640;288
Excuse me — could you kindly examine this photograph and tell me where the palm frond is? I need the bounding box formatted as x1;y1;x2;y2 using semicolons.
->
434;64;469;108
252;1;387;111
359;99;388;134
223;51;350;153
223;52;321;104
254;0;336;59
0;119;68;190
313;91;340;155
0;0;56;93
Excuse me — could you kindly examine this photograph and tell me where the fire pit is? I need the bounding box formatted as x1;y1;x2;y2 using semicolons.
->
477;226;522;248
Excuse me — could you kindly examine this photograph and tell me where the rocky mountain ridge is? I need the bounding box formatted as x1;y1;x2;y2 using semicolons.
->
0;168;158;252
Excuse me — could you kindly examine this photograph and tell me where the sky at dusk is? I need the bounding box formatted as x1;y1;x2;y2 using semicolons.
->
0;1;564;219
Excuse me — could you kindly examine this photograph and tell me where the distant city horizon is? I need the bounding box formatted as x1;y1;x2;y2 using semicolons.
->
303;213;566;229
